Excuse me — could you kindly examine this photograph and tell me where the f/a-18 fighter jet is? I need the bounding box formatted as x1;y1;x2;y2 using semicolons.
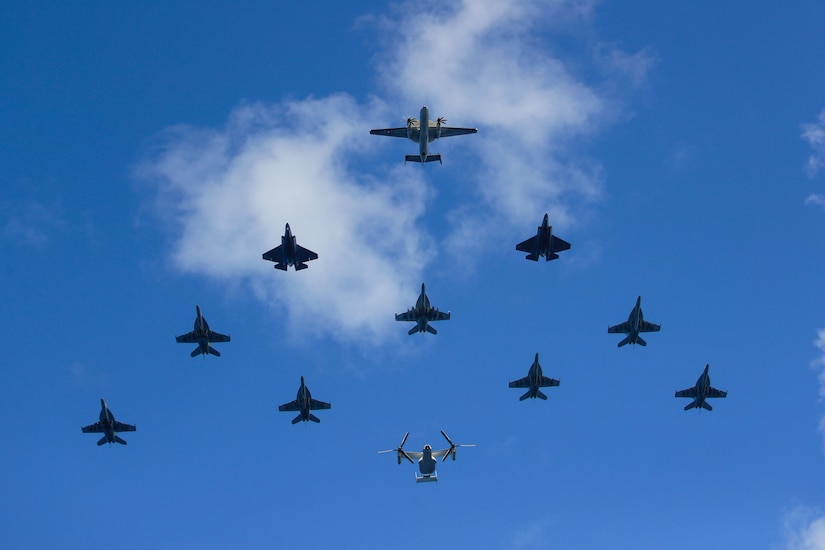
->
508;352;560;401
262;223;318;271
516;213;571;262
675;364;727;411
370;105;477;165
278;376;331;424
378;431;474;483
81;398;136;446
395;283;450;335
607;296;661;347
175;305;231;357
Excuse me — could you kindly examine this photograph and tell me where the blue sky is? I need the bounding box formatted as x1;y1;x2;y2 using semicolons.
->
3;1;825;548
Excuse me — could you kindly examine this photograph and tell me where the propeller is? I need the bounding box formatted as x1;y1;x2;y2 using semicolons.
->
440;430;475;462
436;117;447;126
406;117;418;127
378;432;414;465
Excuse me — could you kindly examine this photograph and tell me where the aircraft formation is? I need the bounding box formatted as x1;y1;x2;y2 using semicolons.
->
82;106;728;482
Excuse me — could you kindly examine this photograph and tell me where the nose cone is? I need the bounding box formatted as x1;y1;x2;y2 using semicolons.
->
421;282;426;293
196;305;202;316
285;223;291;232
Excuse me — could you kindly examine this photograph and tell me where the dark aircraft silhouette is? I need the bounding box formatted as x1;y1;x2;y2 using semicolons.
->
278;376;331;424
81;399;136;446
378;430;474;483
262;223;318;271
395;283;450;335
607;296;661;347
508;352;560;401
175;305;231;357
675;364;727;411
516;213;571;261
370;105;477;165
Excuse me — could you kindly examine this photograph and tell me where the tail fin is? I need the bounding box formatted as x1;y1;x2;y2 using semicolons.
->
636;336;647;346
295;262;309;271
191;347;203;357
97;436;108;446
291;414;303;424
114;436;127;445
407;325;422;335
701;401;712;411
684;401;697;411
207;345;221;357
273;263;288;271
617;335;632;347
544;253;559;261
425;324;437;335
535;390;548;400
308;413;321;423
525;253;539;261
519;391;531;401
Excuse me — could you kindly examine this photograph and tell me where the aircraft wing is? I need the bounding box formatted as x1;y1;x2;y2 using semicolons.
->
607;321;632;334
208;330;231;343
175;331;199;344
114;421;136;433
404;451;424;460
639;321;661;333
549;235;571;253
435;127;477;138
515;235;539;253
262;245;283;262
430;448;451;459
674;388;698;398
310;399;331;410
81;422;104;433
431;310;451;321
706;387;727;399
295;244;319;263
508;376;531;388
370;127;411;138
540;376;560;387
395;310;417;322
278;400;301;412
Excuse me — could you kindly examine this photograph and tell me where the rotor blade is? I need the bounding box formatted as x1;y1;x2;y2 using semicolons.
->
440;430;454;447
377;449;396;454
400;432;409;449
441;449;454;462
400;450;414;464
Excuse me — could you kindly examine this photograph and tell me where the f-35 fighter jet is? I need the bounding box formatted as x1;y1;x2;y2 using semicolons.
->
262;223;318;271
516;213;571;262
378;430;475;483
508;352;560;401
675;364;727;411
278;376;331;424
395;283;451;335
175;305;231;357
607;296;661;347
81;398;136;446
370;106;477;165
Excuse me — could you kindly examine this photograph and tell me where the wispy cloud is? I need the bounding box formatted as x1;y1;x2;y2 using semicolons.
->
0;199;67;247
140;0;650;345
805;194;825;211
802;109;825;178
811;329;825;452
781;506;825;550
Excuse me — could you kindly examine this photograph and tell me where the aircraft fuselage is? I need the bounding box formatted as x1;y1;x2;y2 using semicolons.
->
418;106;430;161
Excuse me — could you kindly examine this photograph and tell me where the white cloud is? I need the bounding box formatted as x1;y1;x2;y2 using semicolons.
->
782;507;825;550
811;329;825;452
806;194;825;210
140;95;434;344
372;0;653;259
802;109;825;178
1;199;67;247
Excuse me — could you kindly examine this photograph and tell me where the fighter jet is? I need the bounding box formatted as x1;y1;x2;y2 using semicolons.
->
262;223;318;271
370;106;477;165
378;431;474;483
515;213;571;262
278;376;331;424
675;364;727;411
508;352;560;401
175;305;231;357
395;283;450;335
81;398;136;446
607;296;661;347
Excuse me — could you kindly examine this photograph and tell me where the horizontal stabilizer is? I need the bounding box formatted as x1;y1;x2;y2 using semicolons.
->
525;253;539;261
295;262;309;271
519;391;531;401
291;413;303;424
636;336;647;346
684;401;697;411
272;263;288;271
425;324;437;335
97;436;108;446
617;335;632;347
545;253;559;261
308;413;321;423
190;347;203;357
207;345;220;357
701;401;712;411
404;154;442;164
114;436;127;445
407;325;421;335
536;390;548;400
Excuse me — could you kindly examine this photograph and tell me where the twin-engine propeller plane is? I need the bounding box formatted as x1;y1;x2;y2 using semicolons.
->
370;106;477;165
378;430;474;483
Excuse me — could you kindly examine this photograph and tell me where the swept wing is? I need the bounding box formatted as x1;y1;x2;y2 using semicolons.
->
639;320;661;333
278;400;300;412
310;399;331;410
207;330;231;343
295;244;319;263
175;331;199;344
81;422;104;434
113;421;136;432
